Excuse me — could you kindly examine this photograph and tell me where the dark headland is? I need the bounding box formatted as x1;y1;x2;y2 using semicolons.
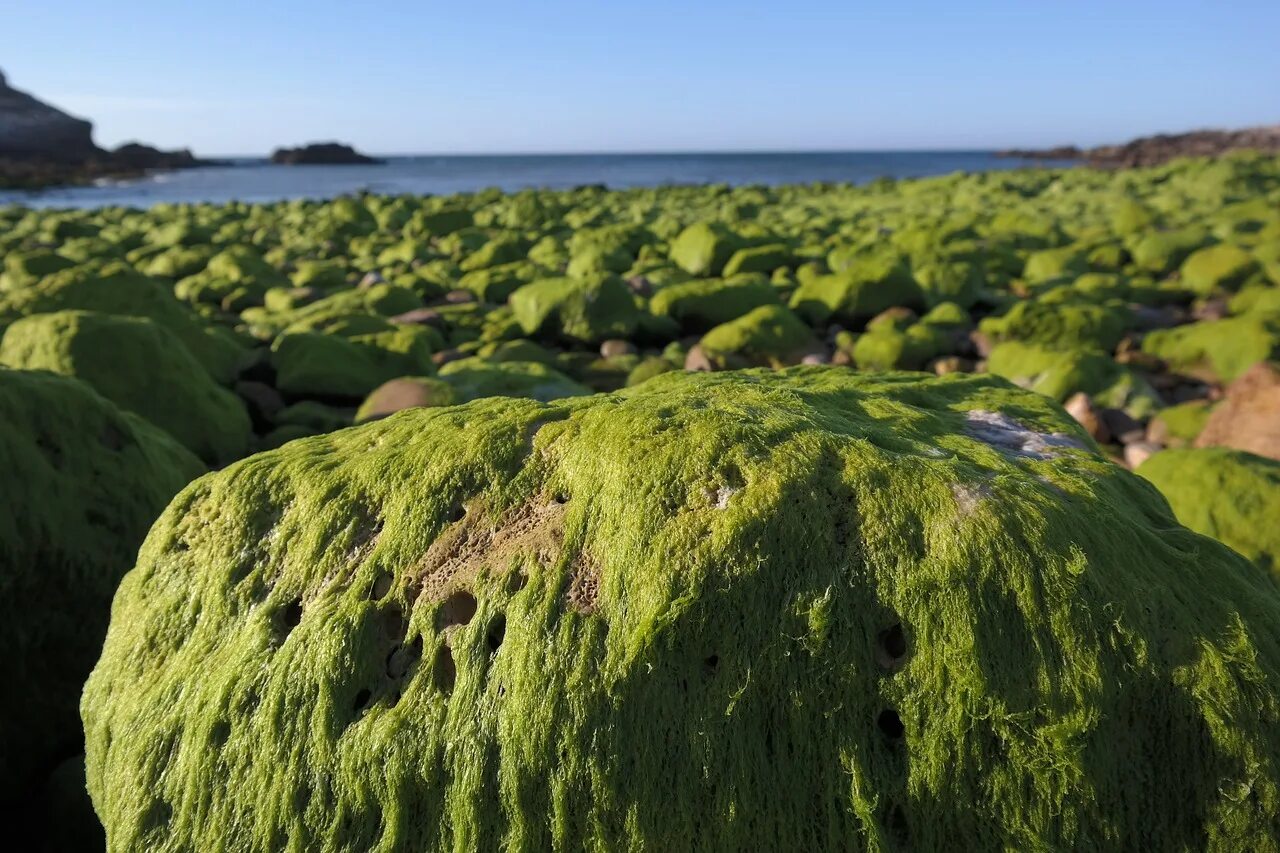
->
1000;125;1280;168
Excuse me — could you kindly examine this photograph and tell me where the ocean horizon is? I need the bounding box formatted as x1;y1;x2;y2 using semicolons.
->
0;150;1076;210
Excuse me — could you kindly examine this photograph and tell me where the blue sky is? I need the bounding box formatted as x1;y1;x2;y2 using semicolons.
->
6;1;1278;155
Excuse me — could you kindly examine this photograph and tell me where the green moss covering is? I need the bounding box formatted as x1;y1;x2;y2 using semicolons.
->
979;299;1130;351
1137;447;1280;574
509;275;643;344
625;355;678;387
0;368;201;804
0;311;252;465
1149;400;1215;446
789;252;924;324
722;243;794;277
697;304;818;368
1142;316;1280;382
649;276;780;332
668;222;740;276
1023;245;1090;284
985;341;1120;402
84;368;1280;850
0;264;246;382
1180;243;1260;295
270;327;437;400
438;357;591;402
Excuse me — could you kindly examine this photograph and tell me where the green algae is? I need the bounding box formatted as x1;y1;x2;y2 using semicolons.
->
1137;447;1280;575
83;368;1280;851
0;368;201;804
0;310;252;465
697;304;819;368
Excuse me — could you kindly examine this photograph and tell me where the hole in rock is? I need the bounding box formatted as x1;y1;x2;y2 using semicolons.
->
438;590;478;629
386;637;423;679
553;492;570;504
280;599;303;631
433;645;457;694
352;688;372;713
369;571;393;600
99;422;127;451
381;607;407;642
703;654;719;675
448;504;466;523
877;709;905;739
210;721;231;746
876;624;908;669
507;570;528;594
486;615;506;652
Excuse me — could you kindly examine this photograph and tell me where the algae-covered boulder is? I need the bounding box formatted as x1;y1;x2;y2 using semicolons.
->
668;222;740;276
0;311;252;465
648;275;779;332
1137;447;1280;574
85;368;1280;850
438;357;592;402
1142;316;1280;382
0;368;201;803
509;275;642;344
696;304;819;369
271;327;437;400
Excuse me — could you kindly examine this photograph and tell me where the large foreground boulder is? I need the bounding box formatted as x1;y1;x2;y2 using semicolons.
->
83;368;1280;850
0;368;202;805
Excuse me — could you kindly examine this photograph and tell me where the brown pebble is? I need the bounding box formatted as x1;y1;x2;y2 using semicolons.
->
1124;441;1161;469
1064;393;1110;443
599;339;637;358
444;289;476;304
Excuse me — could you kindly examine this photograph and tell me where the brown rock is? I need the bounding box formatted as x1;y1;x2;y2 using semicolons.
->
684;345;714;372
969;330;995;359
625;276;653;297
1193;362;1280;460
356;378;456;424
358;271;385;289
1124;441;1162;469
444;289;476;305
801;351;831;366
431;348;466;367
600;339;637;358
1064;393;1110;443
389;308;444;328
1192;299;1229;323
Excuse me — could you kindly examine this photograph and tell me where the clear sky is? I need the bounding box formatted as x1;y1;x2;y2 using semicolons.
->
6;1;1278;156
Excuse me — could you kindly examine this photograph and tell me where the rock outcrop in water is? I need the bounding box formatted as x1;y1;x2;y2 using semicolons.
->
270;142;383;165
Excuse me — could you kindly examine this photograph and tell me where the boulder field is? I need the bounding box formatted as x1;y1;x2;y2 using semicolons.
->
0;152;1278;848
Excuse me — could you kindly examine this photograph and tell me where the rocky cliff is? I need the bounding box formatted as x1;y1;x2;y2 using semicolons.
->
1001;125;1280;168
0;69;101;162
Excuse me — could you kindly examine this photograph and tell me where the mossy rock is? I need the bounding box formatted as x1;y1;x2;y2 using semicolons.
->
0;311;252;465
1023;245;1090;284
1142;316;1280;383
0;250;75;290
852;323;949;371
625;355;678;387
698;304;819;369
1179;244;1260;295
276;401;356;433
84;368;1280;850
722;243;794;277
649;276;779;332
668;222;740;276
1137;447;1280;575
985;341;1120;402
979;299;1130;351
0;264;247;383
271;327;438;400
789;253;923;325
1149;400;1214;447
0;368;201;804
438;357;592;402
509;275;643;344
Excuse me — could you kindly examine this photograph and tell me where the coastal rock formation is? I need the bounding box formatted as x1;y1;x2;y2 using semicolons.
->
1002;125;1280;168
0;68;217;188
270;142;382;165
0;68;97;162
84;368;1280;850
